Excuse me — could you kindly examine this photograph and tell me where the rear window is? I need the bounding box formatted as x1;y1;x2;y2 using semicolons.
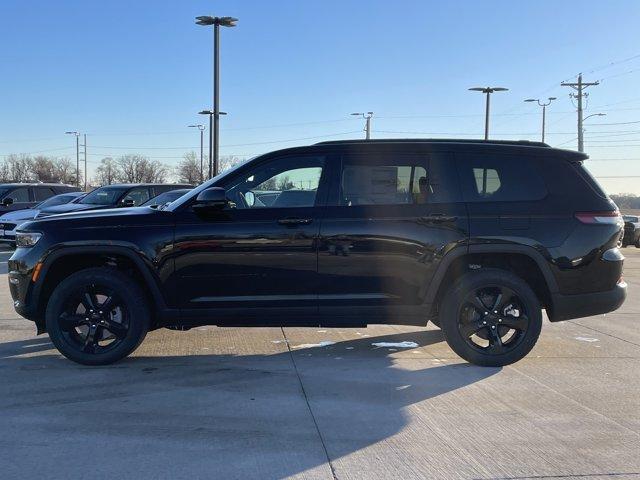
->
457;153;547;202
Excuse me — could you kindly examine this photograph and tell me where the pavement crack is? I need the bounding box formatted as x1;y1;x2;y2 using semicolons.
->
567;320;640;348
280;327;339;480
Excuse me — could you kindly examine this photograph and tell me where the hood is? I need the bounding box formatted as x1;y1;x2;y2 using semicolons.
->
22;206;170;231
38;202;111;216
0;209;38;221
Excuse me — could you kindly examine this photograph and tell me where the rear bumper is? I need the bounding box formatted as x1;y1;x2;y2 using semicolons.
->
549;281;627;322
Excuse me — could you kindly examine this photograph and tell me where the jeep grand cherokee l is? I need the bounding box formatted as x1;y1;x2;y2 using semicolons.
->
8;139;626;366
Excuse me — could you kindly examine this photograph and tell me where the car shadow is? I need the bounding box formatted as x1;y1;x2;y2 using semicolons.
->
0;330;500;480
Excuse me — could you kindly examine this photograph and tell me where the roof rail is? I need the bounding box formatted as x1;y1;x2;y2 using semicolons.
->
314;138;550;147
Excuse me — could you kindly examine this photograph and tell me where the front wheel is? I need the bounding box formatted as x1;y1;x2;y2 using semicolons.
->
45;268;150;365
439;269;542;367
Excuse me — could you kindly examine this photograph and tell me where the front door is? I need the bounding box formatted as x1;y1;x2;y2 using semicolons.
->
173;154;328;324
317;151;468;324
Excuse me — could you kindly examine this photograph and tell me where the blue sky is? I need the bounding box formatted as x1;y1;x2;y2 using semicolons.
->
1;0;639;193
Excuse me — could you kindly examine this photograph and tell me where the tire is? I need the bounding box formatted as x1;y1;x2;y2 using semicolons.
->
45;267;150;365
635;238;640;248
430;317;441;328
439;268;542;367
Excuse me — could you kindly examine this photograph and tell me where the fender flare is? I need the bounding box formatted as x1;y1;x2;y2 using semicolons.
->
33;245;169;312
424;243;559;306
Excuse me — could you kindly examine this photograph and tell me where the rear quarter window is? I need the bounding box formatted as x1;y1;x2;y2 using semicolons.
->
456;153;548;202
573;162;608;199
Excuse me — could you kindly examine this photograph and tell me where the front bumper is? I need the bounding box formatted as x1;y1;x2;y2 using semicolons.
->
549;281;627;322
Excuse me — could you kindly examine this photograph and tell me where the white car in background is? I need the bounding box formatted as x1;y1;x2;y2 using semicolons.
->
0;191;85;245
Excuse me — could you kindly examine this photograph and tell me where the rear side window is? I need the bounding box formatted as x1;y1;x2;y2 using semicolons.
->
338;153;461;207
34;187;56;201
457;153;547;202
341;164;427;206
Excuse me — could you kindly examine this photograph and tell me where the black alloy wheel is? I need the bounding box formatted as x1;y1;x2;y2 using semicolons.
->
46;268;149;365
440;268;542;367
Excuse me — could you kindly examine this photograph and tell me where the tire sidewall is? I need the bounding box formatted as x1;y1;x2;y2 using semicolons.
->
45;268;149;365
440;268;542;367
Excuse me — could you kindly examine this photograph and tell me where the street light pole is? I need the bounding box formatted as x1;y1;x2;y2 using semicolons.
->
524;97;557;143
65;131;80;187
468;87;509;140
188;124;206;182
196;15;238;179
581;113;607;151
351;112;374;140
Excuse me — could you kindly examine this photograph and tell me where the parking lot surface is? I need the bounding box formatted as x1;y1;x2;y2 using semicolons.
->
0;244;638;480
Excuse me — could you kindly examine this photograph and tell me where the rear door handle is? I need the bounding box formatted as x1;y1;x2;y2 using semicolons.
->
277;217;313;226
420;214;458;223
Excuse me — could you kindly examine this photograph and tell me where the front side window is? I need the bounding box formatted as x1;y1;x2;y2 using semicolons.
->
225;156;324;209
340;163;428;206
4;187;29;203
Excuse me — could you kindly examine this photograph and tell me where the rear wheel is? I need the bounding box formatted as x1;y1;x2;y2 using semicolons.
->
45;268;149;365
440;269;542;367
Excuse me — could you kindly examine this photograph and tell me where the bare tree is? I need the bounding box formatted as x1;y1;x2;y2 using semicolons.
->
116;154;168;184
4;154;33;182
94;157;118;186
32;156;56;182
54;157;79;185
219;155;245;173
175;151;202;185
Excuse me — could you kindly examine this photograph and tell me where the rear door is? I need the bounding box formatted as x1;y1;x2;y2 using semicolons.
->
317;151;467;323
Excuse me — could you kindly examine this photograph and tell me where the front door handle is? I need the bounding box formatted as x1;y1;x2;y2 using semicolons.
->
277;217;313;226
420;214;458;224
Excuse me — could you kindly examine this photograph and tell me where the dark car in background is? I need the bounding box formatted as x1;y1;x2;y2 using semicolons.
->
8;139;626;367
0;183;80;215
0;191;85;245
622;215;640;247
36;183;191;218
140;188;193;209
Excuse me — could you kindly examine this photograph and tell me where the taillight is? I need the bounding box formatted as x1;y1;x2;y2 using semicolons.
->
575;211;622;225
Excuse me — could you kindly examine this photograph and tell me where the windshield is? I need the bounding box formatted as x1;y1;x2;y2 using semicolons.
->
166;157;254;211
141;190;190;208
36;193;79;209
80;187;128;205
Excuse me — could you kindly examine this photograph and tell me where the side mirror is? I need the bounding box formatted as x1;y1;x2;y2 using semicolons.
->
121;198;135;208
2;197;13;206
193;187;228;211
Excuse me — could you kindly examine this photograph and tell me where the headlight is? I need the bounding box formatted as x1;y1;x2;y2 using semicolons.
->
15;232;42;248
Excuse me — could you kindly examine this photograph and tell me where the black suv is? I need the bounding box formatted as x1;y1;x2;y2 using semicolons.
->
36;183;191;217
0;183;80;214
8;140;626;366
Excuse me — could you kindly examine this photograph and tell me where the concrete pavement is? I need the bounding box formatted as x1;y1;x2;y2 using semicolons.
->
0;246;638;480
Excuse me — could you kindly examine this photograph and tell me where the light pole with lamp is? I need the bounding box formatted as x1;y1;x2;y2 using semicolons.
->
524;97;557;143
195;15;238;179
468;87;509;140
188;124;206;182
351;112;374;140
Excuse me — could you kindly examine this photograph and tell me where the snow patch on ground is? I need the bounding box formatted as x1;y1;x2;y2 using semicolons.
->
575;336;599;343
371;341;419;348
292;341;336;349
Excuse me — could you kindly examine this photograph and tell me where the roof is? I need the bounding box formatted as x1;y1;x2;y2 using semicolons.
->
315;138;551;148
0;182;78;187
97;183;192;188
